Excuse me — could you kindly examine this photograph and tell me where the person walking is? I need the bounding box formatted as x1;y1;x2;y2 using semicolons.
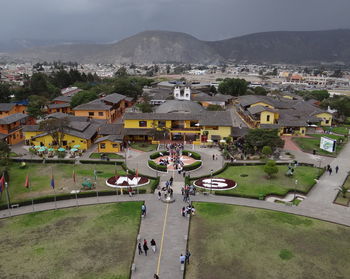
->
150;239;157;253
143;240;149;256
180;254;186;265
154;274;159;279
185;250;191;264
329;168;333;175
158;190;161;200
336;165;339;174
141;204;146;217
182;206;186;217
138;242;143;255
212;154;215;160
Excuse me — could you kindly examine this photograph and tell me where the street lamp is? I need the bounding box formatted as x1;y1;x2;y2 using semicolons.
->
210;169;213;195
294;179;298;200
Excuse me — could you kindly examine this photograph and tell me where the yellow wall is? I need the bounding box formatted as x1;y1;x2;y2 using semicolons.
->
74;110;111;122
24;132;92;150
250;102;274;109
260;111;276;124
201;126;231;139
98;140;121;153
124;119;153;128
315;113;332;126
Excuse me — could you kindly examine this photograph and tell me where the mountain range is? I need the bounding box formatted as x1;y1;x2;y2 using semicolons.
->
2;29;350;65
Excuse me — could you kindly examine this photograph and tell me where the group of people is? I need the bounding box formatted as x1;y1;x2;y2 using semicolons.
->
182;205;195;217
158;177;174;200
212;154;219;160
180;250;191;265
138;238;157;256
182;184;196;203
326;164;339;175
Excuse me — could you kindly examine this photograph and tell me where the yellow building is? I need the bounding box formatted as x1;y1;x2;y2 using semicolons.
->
95;136;122;153
23;121;99;150
73;93;127;123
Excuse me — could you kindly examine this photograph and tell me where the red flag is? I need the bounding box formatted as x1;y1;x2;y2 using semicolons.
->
0;175;5;192
24;175;30;188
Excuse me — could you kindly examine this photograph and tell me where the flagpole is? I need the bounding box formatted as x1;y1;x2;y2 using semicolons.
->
28;173;34;212
115;161;118;198
94;164;99;202
136;163;139;195
5;181;11;217
74;166;78;207
52;167;57;210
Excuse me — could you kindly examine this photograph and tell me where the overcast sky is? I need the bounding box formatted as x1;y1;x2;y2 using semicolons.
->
1;0;350;42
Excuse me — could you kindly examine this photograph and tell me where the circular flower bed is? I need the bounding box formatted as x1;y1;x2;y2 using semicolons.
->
193;177;237;191
106;175;149;188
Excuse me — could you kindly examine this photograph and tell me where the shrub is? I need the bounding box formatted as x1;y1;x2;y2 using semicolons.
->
182;150;201;160
264;160;279;178
148;160;167;172
149;151;169;159
183;161;202;171
262;146;272;157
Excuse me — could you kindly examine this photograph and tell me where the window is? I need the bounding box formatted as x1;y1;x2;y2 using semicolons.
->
190;121;198;127
158;120;166;128
139;121;147;127
88;112;94;116
100;143;106;149
325;119;329;124
266;115;270;122
98;112;104;116
112;144;119;148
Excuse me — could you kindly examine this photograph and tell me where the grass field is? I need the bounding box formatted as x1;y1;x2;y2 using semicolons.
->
208;165;320;198
129;142;158;152
1;163;155;206
89;153;124;159
293;134;346;156
323;125;350;136
186;203;350;279
0;202;142;279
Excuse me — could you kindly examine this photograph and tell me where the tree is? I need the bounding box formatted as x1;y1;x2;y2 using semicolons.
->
115;67;128;77
206;104;224;111
218;78;248;96
209;85;217;94
39;118;70;147
27;95;48;118
297;90;329;101
70;90;98;108
113;77;152;99
137;102;153;113
30;73;48;94
264;160;279;178
0;140;10;174
243;129;284;153
331;69;343;78
253;86;268;96
0;83;11;102
262;146;272;158
166;65;171;74
51;69;72;88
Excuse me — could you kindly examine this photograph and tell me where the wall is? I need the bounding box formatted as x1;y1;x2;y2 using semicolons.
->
74;110;111;122
315;113;332;126
250;102;274;109
260;111;276;124
97;141;121;153
124;119;153;129
201;126;231;140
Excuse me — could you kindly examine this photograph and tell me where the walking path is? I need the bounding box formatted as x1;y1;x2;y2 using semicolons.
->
3;142;350;279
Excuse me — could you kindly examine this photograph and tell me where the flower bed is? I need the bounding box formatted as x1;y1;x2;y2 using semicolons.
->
106;175;150;188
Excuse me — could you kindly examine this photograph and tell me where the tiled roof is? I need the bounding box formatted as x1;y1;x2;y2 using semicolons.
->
0;103;16;112
102;93;127;104
47;103;70;109
0;113;27;124
247;105;276;115
73;99;112;111
199;111;233;127
98;123;124;136
95;135;123;143
155;100;203;114
53;96;72;103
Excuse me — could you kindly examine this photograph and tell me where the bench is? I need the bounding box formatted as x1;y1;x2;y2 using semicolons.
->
11;204;19;209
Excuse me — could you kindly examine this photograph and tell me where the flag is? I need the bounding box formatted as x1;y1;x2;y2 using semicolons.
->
50;175;55;189
0;175;5;193
73;169;76;183
24;175;30;188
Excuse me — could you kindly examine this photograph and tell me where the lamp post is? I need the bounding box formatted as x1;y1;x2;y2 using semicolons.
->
210;169;213;195
294;179;298;200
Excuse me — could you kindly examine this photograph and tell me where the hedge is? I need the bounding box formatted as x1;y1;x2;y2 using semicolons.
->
80;160;124;165
183;161;202;171
182;150;201;160
149;151;169;159
150;177;160;193
148;160;167;172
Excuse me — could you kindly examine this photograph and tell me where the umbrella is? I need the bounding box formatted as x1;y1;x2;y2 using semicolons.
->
58;147;66;152
207;139;213;142
70;148;78;152
48;148;55;151
220;139;226;143
34;145;41;149
38;147;46;152
73;144;80;149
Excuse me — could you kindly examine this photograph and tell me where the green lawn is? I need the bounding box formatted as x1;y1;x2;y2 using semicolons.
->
1;163;154;206
89;153;124;159
0;202;141;279
206;165;320;198
323;125;350;136
130;142;158;152
293;133;346;156
186;202;350;279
